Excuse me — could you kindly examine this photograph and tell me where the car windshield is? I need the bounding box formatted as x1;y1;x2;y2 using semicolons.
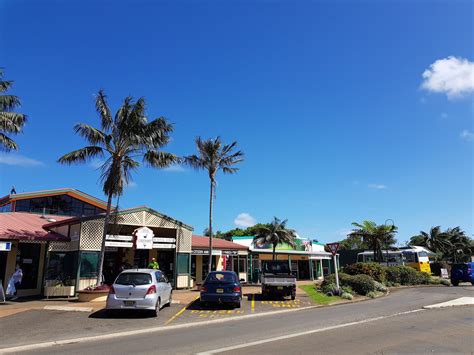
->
264;262;290;273
115;273;152;286
206;272;236;283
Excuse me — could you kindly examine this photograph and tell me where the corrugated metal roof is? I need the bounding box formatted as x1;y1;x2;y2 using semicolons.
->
192;235;248;250
0;212;70;241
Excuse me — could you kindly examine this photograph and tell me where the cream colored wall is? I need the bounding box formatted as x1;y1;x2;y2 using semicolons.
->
216;255;224;271
196;256;203;284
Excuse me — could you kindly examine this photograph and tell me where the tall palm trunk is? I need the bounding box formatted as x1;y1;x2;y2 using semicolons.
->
96;193;113;285
273;244;276;261
208;180;214;274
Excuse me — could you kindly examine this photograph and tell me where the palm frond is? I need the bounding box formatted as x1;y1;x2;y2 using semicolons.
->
0;95;21;111
0;132;18;151
0;112;27;133
144;150;179;168
57;146;104;164
95;90;113;131
73;124;106;146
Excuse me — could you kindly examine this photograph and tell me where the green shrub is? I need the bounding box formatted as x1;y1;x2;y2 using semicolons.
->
343;263;387;283
373;281;388;293
341;292;353;300
341;285;354;295
366;291;377;298
322;272;377;296
386;266;431;285
348;274;377;295
440;279;451;286
320;282;338;295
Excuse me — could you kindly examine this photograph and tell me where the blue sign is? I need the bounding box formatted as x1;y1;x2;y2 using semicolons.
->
0;242;12;251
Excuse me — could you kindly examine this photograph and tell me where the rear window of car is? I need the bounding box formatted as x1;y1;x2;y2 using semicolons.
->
205;272;236;283
264;262;290;273
115;273;152;286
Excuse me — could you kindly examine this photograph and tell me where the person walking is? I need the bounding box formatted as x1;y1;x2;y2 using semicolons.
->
147;257;159;270
6;264;23;300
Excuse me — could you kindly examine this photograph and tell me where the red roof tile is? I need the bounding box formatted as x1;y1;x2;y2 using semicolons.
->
192;235;248;250
0;213;70;242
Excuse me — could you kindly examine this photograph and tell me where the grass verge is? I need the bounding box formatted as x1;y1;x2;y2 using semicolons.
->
299;285;343;305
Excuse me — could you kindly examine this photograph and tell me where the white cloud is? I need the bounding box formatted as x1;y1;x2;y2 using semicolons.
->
421;56;474;99
163;164;186;173
0;153;45;167
460;129;474;141
368;183;387;190
125;181;137;188
234;213;257;228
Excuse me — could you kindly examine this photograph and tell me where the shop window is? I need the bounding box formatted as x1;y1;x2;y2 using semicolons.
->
79;252;99;278
45;252;77;286
177;253;190;274
0;203;12;213
238;257;246;273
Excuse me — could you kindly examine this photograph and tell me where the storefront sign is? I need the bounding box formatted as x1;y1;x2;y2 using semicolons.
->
134;227;154;250
152;243;176;249
152;237;176;243
105;241;134;248
192;249;222;256
0;242;12;251
222;250;238;256
106;235;133;241
105;247;118;252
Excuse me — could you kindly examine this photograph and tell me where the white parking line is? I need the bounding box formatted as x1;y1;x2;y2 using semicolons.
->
196;309;426;354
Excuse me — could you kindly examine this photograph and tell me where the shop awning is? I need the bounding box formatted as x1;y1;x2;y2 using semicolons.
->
0;212;70;242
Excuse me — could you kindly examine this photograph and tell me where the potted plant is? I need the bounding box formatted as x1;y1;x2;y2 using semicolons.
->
44;275;76;299
77;284;110;302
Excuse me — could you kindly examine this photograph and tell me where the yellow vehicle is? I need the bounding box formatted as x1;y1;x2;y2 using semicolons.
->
356;246;433;274
399;246;432;274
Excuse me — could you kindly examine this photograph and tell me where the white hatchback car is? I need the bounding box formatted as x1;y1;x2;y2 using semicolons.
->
106;269;173;317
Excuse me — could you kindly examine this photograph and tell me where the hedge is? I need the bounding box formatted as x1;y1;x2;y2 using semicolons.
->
343;262;386;283
321;272;376;296
385;266;431;285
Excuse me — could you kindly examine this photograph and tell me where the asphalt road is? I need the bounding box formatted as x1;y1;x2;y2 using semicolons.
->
5;286;472;355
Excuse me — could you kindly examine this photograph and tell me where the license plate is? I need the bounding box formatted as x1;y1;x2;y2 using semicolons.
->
277;286;284;290
123;301;135;306
216;289;224;293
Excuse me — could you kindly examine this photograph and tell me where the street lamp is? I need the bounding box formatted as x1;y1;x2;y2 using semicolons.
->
384;219;395;266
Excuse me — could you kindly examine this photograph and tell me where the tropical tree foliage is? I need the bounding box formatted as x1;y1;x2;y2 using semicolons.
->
184;137;244;273
253;217;298;260
0;69;27;151
349;220;398;262
58;90;178;284
410;226;472;262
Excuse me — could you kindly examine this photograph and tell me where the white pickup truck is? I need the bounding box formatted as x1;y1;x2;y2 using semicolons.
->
261;261;297;300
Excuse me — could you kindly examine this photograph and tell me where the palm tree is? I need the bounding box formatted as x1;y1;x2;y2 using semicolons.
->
58;90;178;285
0;69;27;151
253;217;298;261
409;226;452;256
349;220;398;262
184;137;244;274
445;227;472;262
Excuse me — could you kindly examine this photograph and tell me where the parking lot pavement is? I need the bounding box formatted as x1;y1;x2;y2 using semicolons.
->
164;292;315;326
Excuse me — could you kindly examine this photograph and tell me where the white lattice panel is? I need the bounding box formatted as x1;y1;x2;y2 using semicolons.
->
114;211;142;226
48;241;71;252
145;213;179;229
176;228;192;253
80;220;104;251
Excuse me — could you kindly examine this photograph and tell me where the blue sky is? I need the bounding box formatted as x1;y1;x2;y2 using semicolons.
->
0;0;472;244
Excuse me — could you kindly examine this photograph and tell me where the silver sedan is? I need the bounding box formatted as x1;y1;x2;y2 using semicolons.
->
106;269;172;317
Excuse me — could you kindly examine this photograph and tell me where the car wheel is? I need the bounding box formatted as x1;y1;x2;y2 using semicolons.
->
291;291;296;300
452;280;459;286
471;282;474;286
235;302;241;309
153;298;161;317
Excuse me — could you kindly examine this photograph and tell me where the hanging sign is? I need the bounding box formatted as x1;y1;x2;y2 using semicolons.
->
106;235;133;242
152;237;176;243
134;227;154;250
153;243;176;249
105;241;133;248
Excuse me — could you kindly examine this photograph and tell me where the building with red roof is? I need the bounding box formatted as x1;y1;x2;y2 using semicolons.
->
191;235;249;284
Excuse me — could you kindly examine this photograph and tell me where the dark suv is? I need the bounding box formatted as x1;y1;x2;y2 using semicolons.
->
450;262;474;286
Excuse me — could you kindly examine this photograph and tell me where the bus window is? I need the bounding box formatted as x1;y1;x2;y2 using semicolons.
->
357;254;364;262
403;252;417;263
